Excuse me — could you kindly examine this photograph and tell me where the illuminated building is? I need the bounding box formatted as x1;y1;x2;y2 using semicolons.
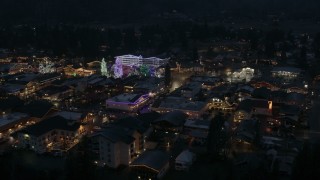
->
63;65;95;77
182;119;210;143
90;117;150;168
8;63;36;74
152;97;208;119
234;98;272;123
113;55;169;78
0;112;29;140
106;93;150;112
130;150;170;179
152;111;188;133
229;67;255;83
115;55;168;67
123;77;165;95
38;85;73;102
17;115;86;154
271;67;301;79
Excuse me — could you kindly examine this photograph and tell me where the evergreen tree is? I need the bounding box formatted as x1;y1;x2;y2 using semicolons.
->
299;46;307;69
207;113;227;159
100;58;109;77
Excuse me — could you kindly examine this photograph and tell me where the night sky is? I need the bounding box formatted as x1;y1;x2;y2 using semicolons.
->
0;0;320;24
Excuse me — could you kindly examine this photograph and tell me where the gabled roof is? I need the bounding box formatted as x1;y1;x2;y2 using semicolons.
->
279;104;301;116
33;73;60;83
91;127;135;144
175;150;195;163
252;87;271;99
38;85;71;96
153;111;187;127
20;100;53;118
136;111;161;125
110;116;148;134
51;111;84;121
286;92;305;103
237;99;269;113
18;115;80;137
131;150;169;172
0;96;24;110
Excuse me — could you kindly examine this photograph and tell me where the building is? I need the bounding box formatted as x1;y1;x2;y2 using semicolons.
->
130;150;170;180
123;77;165;95
227;67;255;83
182;119;210;143
234;98;272;123
152;111;188;133
63;64;96;77
152;97;208;119
90;128;136;168
37;85;73;102
271;67;301;79
189;75;222;90
91;117;150;168
115;55;168;68
0;112;30;140
19;100;55;123
106;93;150;112
175;150;196;171
17;115;85;154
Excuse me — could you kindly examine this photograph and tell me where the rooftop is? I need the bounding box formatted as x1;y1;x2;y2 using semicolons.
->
154;111;188;127
271;67;301;73
130;150;169;172
18;115;80;137
91;127;135;144
107;93;148;103
157;97;207;111
184;119;210;130
0;112;29;128
237;98;270;113
51;111;84;121
20;100;54;118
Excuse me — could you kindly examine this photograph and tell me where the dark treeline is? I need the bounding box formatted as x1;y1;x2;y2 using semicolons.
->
0;0;320;25
0;23;235;58
1;22;320;64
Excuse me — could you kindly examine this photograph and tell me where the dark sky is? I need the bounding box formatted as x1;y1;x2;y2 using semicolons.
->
0;0;319;24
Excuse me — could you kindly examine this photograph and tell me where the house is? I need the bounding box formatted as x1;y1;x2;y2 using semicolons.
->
175;150;196;171
124;77;165;95
0;112;29;140
182;119;210;143
109;116;152;154
63;64;95;77
234;98;272;123
37;85;73;102
106;93;150;112
0;96;24;114
233;119;260;145
189;75;222;89
271;67;301;79
50;111;90;123
152;96;208;119
17;115;85;154
285;92;305;106
90;128;136;168
91;116;150;168
130;150;170;180
152;111;188;133
19;100;55;123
